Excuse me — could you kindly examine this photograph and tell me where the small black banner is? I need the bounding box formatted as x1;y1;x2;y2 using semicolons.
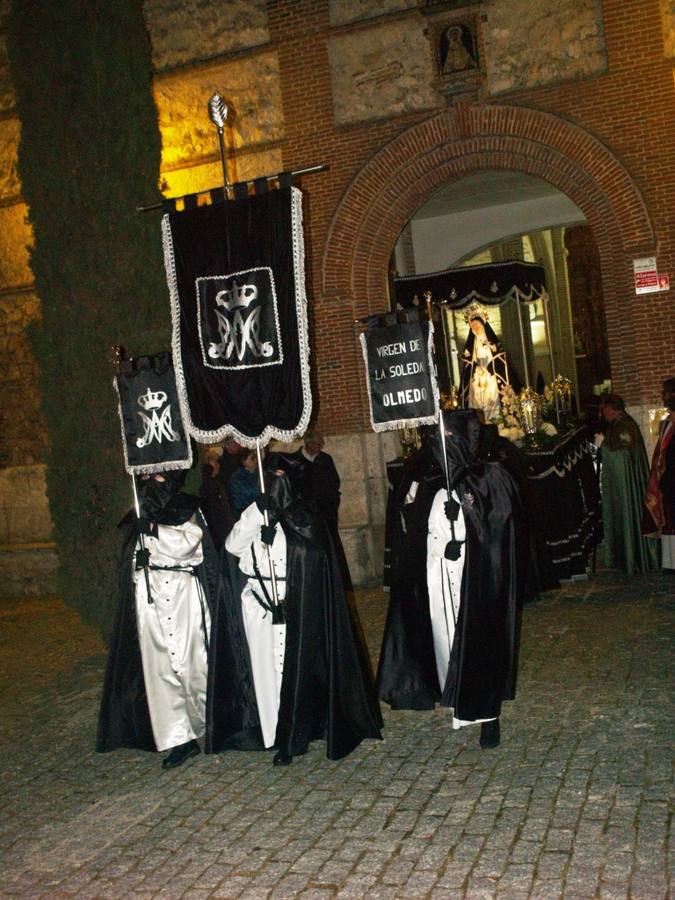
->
360;320;439;432
114;352;192;475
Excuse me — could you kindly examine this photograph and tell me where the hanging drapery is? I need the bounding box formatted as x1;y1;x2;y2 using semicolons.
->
161;184;311;448
360;312;439;432
114;351;192;475
393;260;548;310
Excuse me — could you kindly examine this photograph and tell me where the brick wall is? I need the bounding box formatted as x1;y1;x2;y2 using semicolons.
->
264;0;673;432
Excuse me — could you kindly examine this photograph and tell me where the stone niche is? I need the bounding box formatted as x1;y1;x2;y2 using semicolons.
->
328;19;442;126
153;51;284;171
483;0;607;95
330;0;417;27
143;0;270;72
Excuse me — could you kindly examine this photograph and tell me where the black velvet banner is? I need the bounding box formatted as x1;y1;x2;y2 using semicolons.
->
161;186;311;447
360;319;439;431
394;260;548;310
114;351;192;475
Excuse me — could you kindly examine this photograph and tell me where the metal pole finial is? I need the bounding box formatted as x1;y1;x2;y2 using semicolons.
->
208;93;232;190
208;93;230;131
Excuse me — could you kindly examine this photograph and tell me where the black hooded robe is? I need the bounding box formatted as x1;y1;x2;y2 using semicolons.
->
97;491;219;754
378;412;527;723
207;457;382;761
377;446;444;710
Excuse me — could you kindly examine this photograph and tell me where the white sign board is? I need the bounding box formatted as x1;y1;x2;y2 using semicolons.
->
633;257;659;294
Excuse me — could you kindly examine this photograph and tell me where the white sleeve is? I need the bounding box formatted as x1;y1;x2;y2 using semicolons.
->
225;502;265;558
428;489;451;559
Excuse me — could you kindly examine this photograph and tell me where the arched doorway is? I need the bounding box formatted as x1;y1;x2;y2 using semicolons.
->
324;102;655;408
391;169;612;412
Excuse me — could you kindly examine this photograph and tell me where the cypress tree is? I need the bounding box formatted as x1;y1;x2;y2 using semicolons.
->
6;0;169;636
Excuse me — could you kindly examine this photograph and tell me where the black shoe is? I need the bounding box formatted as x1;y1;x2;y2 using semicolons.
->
273;750;292;767
162;739;200;770
479;719;500;749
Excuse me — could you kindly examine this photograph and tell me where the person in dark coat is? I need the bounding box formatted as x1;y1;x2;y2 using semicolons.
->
199;445;235;548
206;452;382;766
298;429;341;535
377;432;444;710
97;469;219;769
377;410;528;748
229;448;260;519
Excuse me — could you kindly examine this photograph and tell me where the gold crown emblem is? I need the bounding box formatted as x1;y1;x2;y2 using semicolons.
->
463;301;489;324
137;387;167;411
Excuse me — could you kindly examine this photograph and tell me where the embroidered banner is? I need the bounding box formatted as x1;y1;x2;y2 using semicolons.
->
114;351;192;475
161;186;311;447
360;318;439;432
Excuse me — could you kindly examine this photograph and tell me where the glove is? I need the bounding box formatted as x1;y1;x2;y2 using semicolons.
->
135;547;151;568
260;523;277;546
444;497;460;522
136;516;157;536
444;540;463;561
255;493;274;513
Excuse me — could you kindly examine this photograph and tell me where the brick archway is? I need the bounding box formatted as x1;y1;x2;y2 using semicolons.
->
323;103;655;400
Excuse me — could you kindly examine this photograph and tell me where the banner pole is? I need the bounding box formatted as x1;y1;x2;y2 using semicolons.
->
255;439;280;609
424;296;453;500
208;93;232;192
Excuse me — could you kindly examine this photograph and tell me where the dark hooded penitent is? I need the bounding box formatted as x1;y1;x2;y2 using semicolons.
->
377;410;528;748
207;452;382;765
97;469;219;769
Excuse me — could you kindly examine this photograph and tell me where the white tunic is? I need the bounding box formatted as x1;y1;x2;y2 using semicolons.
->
225;502;287;748
133;517;210;752
427;488;495;730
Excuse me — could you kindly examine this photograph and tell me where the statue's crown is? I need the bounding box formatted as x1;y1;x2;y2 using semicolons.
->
463;301;489;324
137;387;167;411
215;279;258;312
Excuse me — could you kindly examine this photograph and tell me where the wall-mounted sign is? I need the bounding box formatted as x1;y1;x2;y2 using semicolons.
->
633;257;659;294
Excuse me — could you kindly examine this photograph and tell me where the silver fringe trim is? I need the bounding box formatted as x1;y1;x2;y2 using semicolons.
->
161;186;312;449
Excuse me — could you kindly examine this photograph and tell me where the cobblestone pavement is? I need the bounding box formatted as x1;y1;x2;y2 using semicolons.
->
0;572;672;899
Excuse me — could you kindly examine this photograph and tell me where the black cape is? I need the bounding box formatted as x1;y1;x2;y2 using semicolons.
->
206;506;382;760
378;413;527;721
377;446;444;710
96;506;219;753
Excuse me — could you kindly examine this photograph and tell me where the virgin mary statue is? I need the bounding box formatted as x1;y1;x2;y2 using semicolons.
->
458;303;516;421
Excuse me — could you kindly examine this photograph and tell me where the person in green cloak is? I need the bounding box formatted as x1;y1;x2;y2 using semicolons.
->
598;394;659;574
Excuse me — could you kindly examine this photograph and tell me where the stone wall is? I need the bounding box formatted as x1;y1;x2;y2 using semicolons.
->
0;291;47;469
0;32;13;113
153;51;284;170
328;17;442;125
329;0;417;27
483;0;607;94
275;429;401;586
143;0;269;71
0;11;47;477
661;0;675;56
